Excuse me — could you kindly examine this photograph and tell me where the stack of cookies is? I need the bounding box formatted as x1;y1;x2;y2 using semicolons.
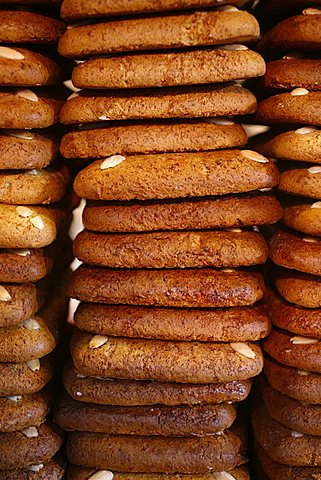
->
0;2;71;478
55;1;282;478
251;7;321;479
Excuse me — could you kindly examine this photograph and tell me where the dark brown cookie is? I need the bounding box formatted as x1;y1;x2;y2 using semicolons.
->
63;363;252;406
68;266;265;308
264;58;321;90
73;150;279;202
276;269;321;308
71;49;265;90
0;458;64;480
60;121;247;159
279;166;321;199
284;203;321;236
60;84;257;124
0;248;53;283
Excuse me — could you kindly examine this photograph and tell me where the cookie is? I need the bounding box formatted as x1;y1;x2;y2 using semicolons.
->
262;380;321;436
71;49;265;89
0;388;51;433
253;404;321;467
59;10;259;58
264;58;321;90
60;84;257;124
0;165;70;205
264;328;321;374
60;121;247;159
73;150;278;202
0;11;65;44
60;1;250;21
270;229;321;276
279;166;321;199
67;466;250;480
0;48;61;87
0;248;53;283
55;393;236;436
0;458;64;480
284;203;321;236
256;127;321;164
0;354;54;396
70;329;263;383
74;229;268;269
259;10;321;52
68;266;265;308
268;290;321;338
0;423;62;470
264;356;321;405
276;269;321;308
63;363;252;406
67;431;244;473
74;302;270;342
0;130;59;170
257;90;321;126
83;195;282;233
0;205;63;249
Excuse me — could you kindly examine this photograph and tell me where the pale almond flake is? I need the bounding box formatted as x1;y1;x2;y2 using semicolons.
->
16;89;38;102
100;155;126;170
0;46;24;60
28;464;44;472
76;391;82;397
213;472;236;480
22;427;38;438
312;202;321;209
230;342;256;359
303;236;319;243
241;150;269;163
283;52;304;60
290;336;319;345
5;130;33;140
88;471;114;480
23;318;40;330
16;206;33;218
253;226;260;232
303;7;321;14
291;430;304;438
209;117;234;125
26;169;39;175
216;5;239;11
308;166;321;174
26;359;40;372
99;115;110;121
291;88;309;96
6;395;22;402
220;44;248;51
30;215;44;231
221;268;235;273
295;126;318;134
89;335;109;349
259;187;272;192
226;228;242;233
63;79;81;93
68;92;79;100
298;370;309;376
0;286;11;302
8;248;30;257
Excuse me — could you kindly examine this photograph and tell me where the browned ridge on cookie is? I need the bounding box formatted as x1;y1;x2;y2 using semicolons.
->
73;150;279;201
72;49;265;89
264;58;321;90
70;329;263;383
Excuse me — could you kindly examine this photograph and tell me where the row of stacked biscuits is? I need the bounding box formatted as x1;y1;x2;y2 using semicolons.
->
53;1;282;479
0;2;70;478
248;5;321;479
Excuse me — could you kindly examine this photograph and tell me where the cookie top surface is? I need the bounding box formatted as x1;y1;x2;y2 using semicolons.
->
276;269;321;308
60;121;248;159
61;1;249;21
60;84;257;124
63;362;252;406
70;329;263;383
74;301;270;342
257;90;321;126
256;127;321;164
59;10;259;58
279;166;321;199
67;265;265;308
71;48;265;89
264;58;321;91
73;150;279;201
0;11;65;44
83;195;282;233
283;202;321;236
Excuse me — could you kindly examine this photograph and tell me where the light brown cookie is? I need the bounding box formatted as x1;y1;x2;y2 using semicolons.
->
67;430;244;474
72;49;265;89
283;202;321;236
279;166;321;199
256;127;321;164
74;302;270;342
60;121;247;159
0;248;53;283
68;266;265;308
0;90;63;129
257;90;321;126
0;130;59;170
264;58;321;90
0;47;61;87
63;363;252;406
70;329;263;383
0;458;64;480
276;269;321;308
60;84;257;124
73;150;279;202
0;11;65;44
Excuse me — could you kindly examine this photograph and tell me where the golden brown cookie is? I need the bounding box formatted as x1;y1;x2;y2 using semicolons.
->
0;248;53;283
264;58;321;90
276;269;321;308
283;202;321;236
279;166;321;199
